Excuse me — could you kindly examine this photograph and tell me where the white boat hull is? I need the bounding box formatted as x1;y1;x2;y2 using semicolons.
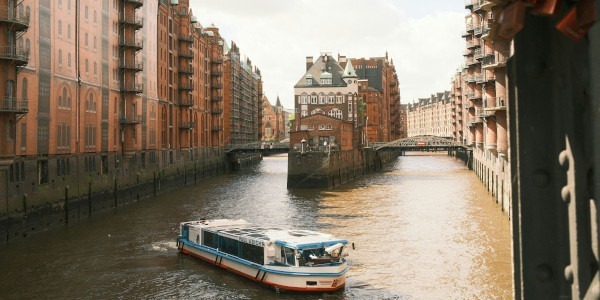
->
178;238;347;292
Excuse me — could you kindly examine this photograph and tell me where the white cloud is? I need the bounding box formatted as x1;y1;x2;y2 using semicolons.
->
190;0;466;108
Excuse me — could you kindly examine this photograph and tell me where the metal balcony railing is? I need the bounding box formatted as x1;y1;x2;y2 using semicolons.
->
178;97;194;107
482;51;510;69
118;37;143;49
119;14;143;28
0;7;30;30
211;109;223;114
119;60;143;71
212;96;223;102
211;71;223;77
178;81;193;90
179;34;194;42
179;49;194;58
179;65;194;74
126;0;143;8
179;122;195;129
120;82;143;93
119;113;143;124
0;45;29;65
0;97;28;113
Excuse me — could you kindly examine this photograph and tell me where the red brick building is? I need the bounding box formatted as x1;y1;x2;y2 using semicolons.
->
290;114;354;151
261;95;286;142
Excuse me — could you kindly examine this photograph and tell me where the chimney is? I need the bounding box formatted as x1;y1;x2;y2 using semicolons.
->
306;56;313;71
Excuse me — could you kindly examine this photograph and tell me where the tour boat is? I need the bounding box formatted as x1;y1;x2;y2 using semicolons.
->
176;219;349;292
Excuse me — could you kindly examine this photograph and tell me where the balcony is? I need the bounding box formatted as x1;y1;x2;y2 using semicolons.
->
178;97;194;107
119;59;143;71
119;113;143;125
179;34;194;43
126;0;143;8
0;7;30;31
178;80;193;91
118;37;143;50
211;109;223;114
211;71;223;77
211;126;223;132
466;57;478;66
469;114;483;124
0;97;28;113
179;122;195;129
0;45;29;66
211;59;223;64
485;96;507;112
474;25;483;36
120;82;143;93
466;40;480;49
474;49;484;60
466;75;476;83
212;83;223;89
179;49;194;58
212;96;223;102
179;65;194;74
118;14;143;29
482;51;510;70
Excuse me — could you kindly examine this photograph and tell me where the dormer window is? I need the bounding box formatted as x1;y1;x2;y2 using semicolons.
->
321;78;332;85
306;74;313;85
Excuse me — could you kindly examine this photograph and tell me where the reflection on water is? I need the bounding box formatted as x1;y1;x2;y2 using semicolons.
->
0;153;511;299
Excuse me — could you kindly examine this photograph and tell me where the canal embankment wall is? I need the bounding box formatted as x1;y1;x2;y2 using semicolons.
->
449;146;511;217
287;148;398;189
0;148;236;244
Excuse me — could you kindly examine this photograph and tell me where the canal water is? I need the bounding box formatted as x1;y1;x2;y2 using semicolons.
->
0;153;512;299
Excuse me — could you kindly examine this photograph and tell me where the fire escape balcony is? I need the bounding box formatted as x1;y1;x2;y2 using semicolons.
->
178;97;194;107
481;21;494;40
0;97;28;114
118;37;143;50
465;75;476;83
126;0;143;8
482;51;510;70
120;82;143;94
119;59;143;72
466;40;480;49
179;122;195;130
178;80;193;91
0;7;30;31
179;65;194;74
119;113;143;125
179;48;194;58
0;45;29;66
474;25;483;36
178;34;194;43
119;14;143;29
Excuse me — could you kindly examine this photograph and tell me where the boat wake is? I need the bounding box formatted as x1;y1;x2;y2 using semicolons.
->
148;241;178;252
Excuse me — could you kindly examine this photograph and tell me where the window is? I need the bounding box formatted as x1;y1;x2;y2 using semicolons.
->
307;125;314;131
240;242;264;265
58;49;62;66
310;93;317;104
203;231;218;248
38;160;48;184
328;93;334;104
67;24;71;40
301;109;307;117
57;157;70;176
219;236;239;256
319;93;326;104
68;53;71;68
336;93;343;104
58;20;62;37
85;33;88;48
300;93;307;104
85;59;89;74
306;78;312;85
282;247;296;266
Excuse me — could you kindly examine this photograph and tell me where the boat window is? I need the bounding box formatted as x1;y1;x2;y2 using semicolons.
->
219;236;239;256
240;242;264;265
203;231;218;249
281;247;295;266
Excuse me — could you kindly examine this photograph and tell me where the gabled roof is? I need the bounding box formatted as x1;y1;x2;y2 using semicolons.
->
342;60;357;78
294;54;347;88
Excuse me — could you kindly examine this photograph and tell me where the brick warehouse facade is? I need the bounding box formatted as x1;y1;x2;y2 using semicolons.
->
0;0;264;241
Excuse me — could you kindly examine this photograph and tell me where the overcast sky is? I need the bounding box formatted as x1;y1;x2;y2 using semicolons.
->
189;0;466;109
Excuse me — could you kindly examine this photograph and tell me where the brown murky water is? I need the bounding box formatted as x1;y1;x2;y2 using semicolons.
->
0;153;512;299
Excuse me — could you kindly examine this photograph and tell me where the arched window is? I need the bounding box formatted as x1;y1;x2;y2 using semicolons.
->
336;93;343;103
58;20;62;37
62;87;68;108
310;93;317;104
319;93;326;104
67;24;71;40
94;62;97;75
25;39;30;53
58;49;62;66
85;59;89;73
300;93;307;104
328;93;334;104
68;53;71;68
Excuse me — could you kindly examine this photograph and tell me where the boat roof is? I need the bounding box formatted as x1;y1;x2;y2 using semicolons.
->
183;219;347;250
